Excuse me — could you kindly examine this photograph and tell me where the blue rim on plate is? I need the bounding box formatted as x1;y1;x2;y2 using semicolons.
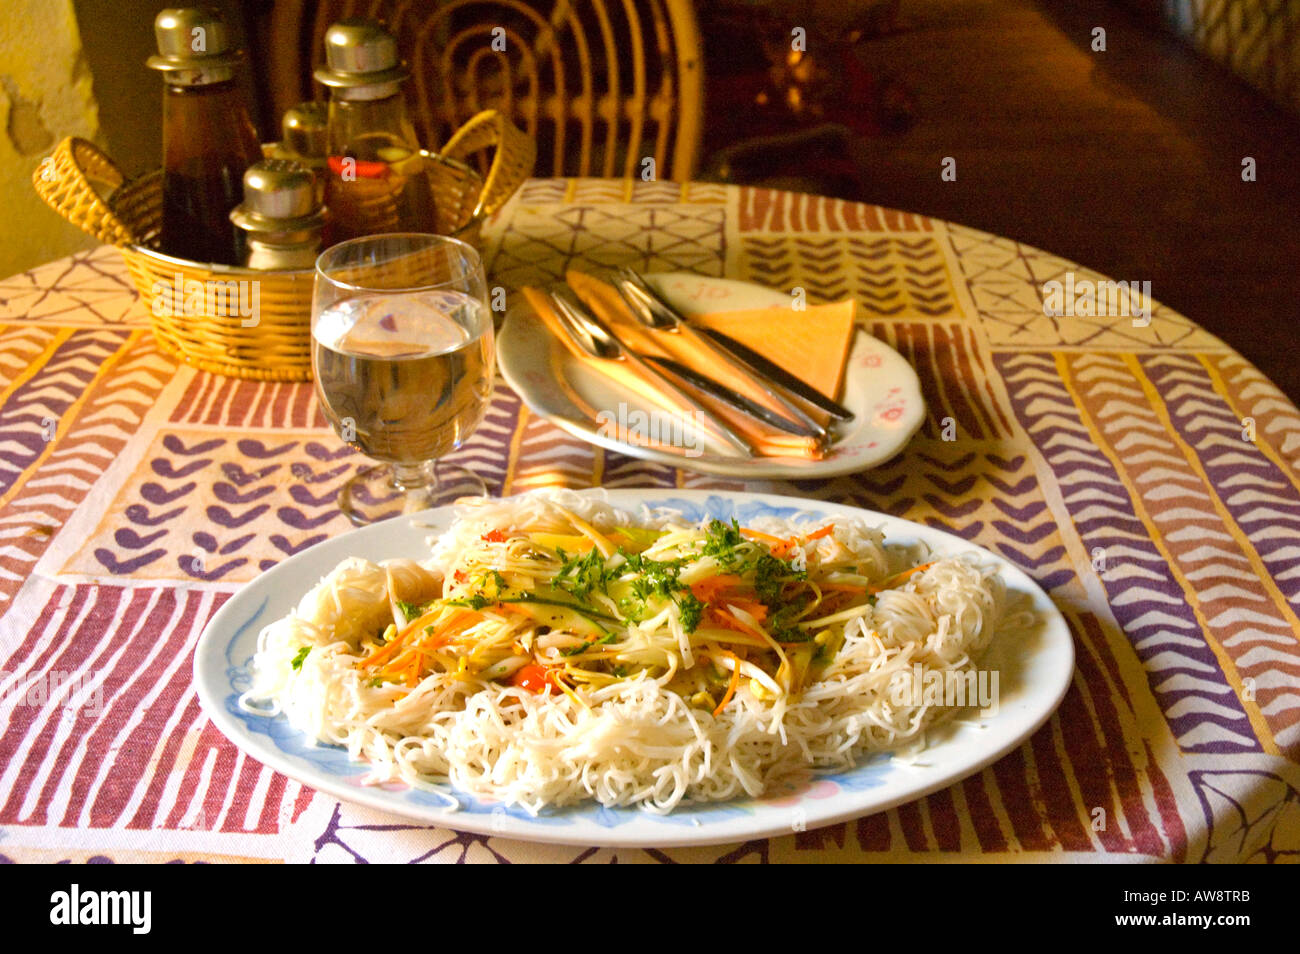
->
194;489;1075;848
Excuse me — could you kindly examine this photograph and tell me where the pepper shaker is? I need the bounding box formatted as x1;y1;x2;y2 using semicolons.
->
230;159;326;269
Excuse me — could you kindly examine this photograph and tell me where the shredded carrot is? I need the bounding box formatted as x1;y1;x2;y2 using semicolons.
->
360;637;406;670
393;607;446;642
379;646;415;675
723;598;768;623
712;606;790;687
712;651;743;717
710;606;768;637
869;561;937;593
690;574;744;603
423;608;477;644
742;524;831;559
361;607;476;670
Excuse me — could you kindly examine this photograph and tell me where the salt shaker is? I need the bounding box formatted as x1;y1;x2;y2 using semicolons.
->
229;159;326;270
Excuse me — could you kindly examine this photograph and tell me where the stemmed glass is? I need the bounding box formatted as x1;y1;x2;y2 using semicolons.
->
312;233;495;525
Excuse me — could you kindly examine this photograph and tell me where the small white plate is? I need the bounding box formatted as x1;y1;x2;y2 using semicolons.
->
194;489;1075;849
497;274;925;477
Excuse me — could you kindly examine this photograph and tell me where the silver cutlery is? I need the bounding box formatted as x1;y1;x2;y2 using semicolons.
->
610;267;828;442
542;286;754;458
614;266;855;423
638;354;818;436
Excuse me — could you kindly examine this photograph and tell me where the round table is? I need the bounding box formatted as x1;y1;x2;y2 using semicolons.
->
0;178;1295;863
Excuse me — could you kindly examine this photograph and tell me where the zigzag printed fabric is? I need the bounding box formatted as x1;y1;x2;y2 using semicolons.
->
0;179;1294;863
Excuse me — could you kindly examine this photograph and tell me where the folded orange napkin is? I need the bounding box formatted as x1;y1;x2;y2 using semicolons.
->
522;272;857;459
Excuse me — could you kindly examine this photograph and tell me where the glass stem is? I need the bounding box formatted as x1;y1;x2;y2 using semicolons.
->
391;460;437;491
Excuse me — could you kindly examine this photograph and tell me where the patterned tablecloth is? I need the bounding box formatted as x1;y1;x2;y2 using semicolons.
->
1;178;1297;864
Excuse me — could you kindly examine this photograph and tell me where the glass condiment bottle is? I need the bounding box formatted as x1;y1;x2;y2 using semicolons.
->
271;102;328;201
313;19;436;246
148;7;263;265
230;159;325;269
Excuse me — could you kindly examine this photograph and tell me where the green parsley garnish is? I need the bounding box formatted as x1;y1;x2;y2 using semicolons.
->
552;548;610;600
752;553;805;602
621;551;688;600
701;518;745;563
290;646;311;670
676;592;704;633
396;600;425;621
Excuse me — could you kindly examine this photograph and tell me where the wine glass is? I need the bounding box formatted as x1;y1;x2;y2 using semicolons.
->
312;233;495;525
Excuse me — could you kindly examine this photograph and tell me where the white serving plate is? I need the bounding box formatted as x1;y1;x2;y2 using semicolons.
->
194;489;1075;849
496;274;926;477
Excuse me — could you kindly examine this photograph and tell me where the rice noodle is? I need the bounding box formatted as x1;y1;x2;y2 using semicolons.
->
240;490;1014;814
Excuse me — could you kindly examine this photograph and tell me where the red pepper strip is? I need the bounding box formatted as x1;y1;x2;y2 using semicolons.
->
510;663;558;694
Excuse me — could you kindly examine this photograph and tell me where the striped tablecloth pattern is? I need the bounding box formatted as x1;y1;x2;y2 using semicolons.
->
0;179;1296;863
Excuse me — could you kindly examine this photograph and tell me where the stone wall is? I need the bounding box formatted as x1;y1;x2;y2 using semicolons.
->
0;0;101;277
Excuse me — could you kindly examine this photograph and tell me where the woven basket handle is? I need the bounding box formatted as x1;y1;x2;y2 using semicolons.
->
441;110;535;217
32;137;143;247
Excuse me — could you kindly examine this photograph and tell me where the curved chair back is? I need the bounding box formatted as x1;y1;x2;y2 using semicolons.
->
268;0;703;181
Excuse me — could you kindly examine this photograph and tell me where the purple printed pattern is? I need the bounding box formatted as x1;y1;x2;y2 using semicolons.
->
1142;353;1300;611
1191;768;1300;863
60;385;524;584
0;329;131;497
995;351;1257;754
1140;353;1300;752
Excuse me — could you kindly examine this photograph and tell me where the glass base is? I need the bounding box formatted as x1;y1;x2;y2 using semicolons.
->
337;460;487;526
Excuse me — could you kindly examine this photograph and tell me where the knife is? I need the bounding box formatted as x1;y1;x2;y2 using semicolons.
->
609;269;831;439
616;268;855;422
542;286;755;457
639;354;822;437
696;327;855;422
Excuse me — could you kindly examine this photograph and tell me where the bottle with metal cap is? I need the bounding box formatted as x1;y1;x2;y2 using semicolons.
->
230;159;326;270
148;7;263;265
314;18;436;245
271;102;328;200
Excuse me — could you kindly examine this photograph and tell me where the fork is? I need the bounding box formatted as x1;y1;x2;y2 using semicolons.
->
543;286;755;458
614;267;855;424
611;268;827;441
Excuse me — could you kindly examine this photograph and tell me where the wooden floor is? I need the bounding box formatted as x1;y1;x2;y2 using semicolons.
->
702;0;1300;402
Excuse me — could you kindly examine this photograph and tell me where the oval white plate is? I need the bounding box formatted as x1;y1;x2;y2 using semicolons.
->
195;489;1074;849
497;274;926;478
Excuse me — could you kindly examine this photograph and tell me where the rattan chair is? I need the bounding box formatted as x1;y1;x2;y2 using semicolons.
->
267;0;703;182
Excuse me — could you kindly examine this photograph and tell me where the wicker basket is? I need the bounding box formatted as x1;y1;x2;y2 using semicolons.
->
33;109;535;380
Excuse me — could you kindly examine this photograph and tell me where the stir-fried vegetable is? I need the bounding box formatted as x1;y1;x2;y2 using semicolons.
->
348;512;920;713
